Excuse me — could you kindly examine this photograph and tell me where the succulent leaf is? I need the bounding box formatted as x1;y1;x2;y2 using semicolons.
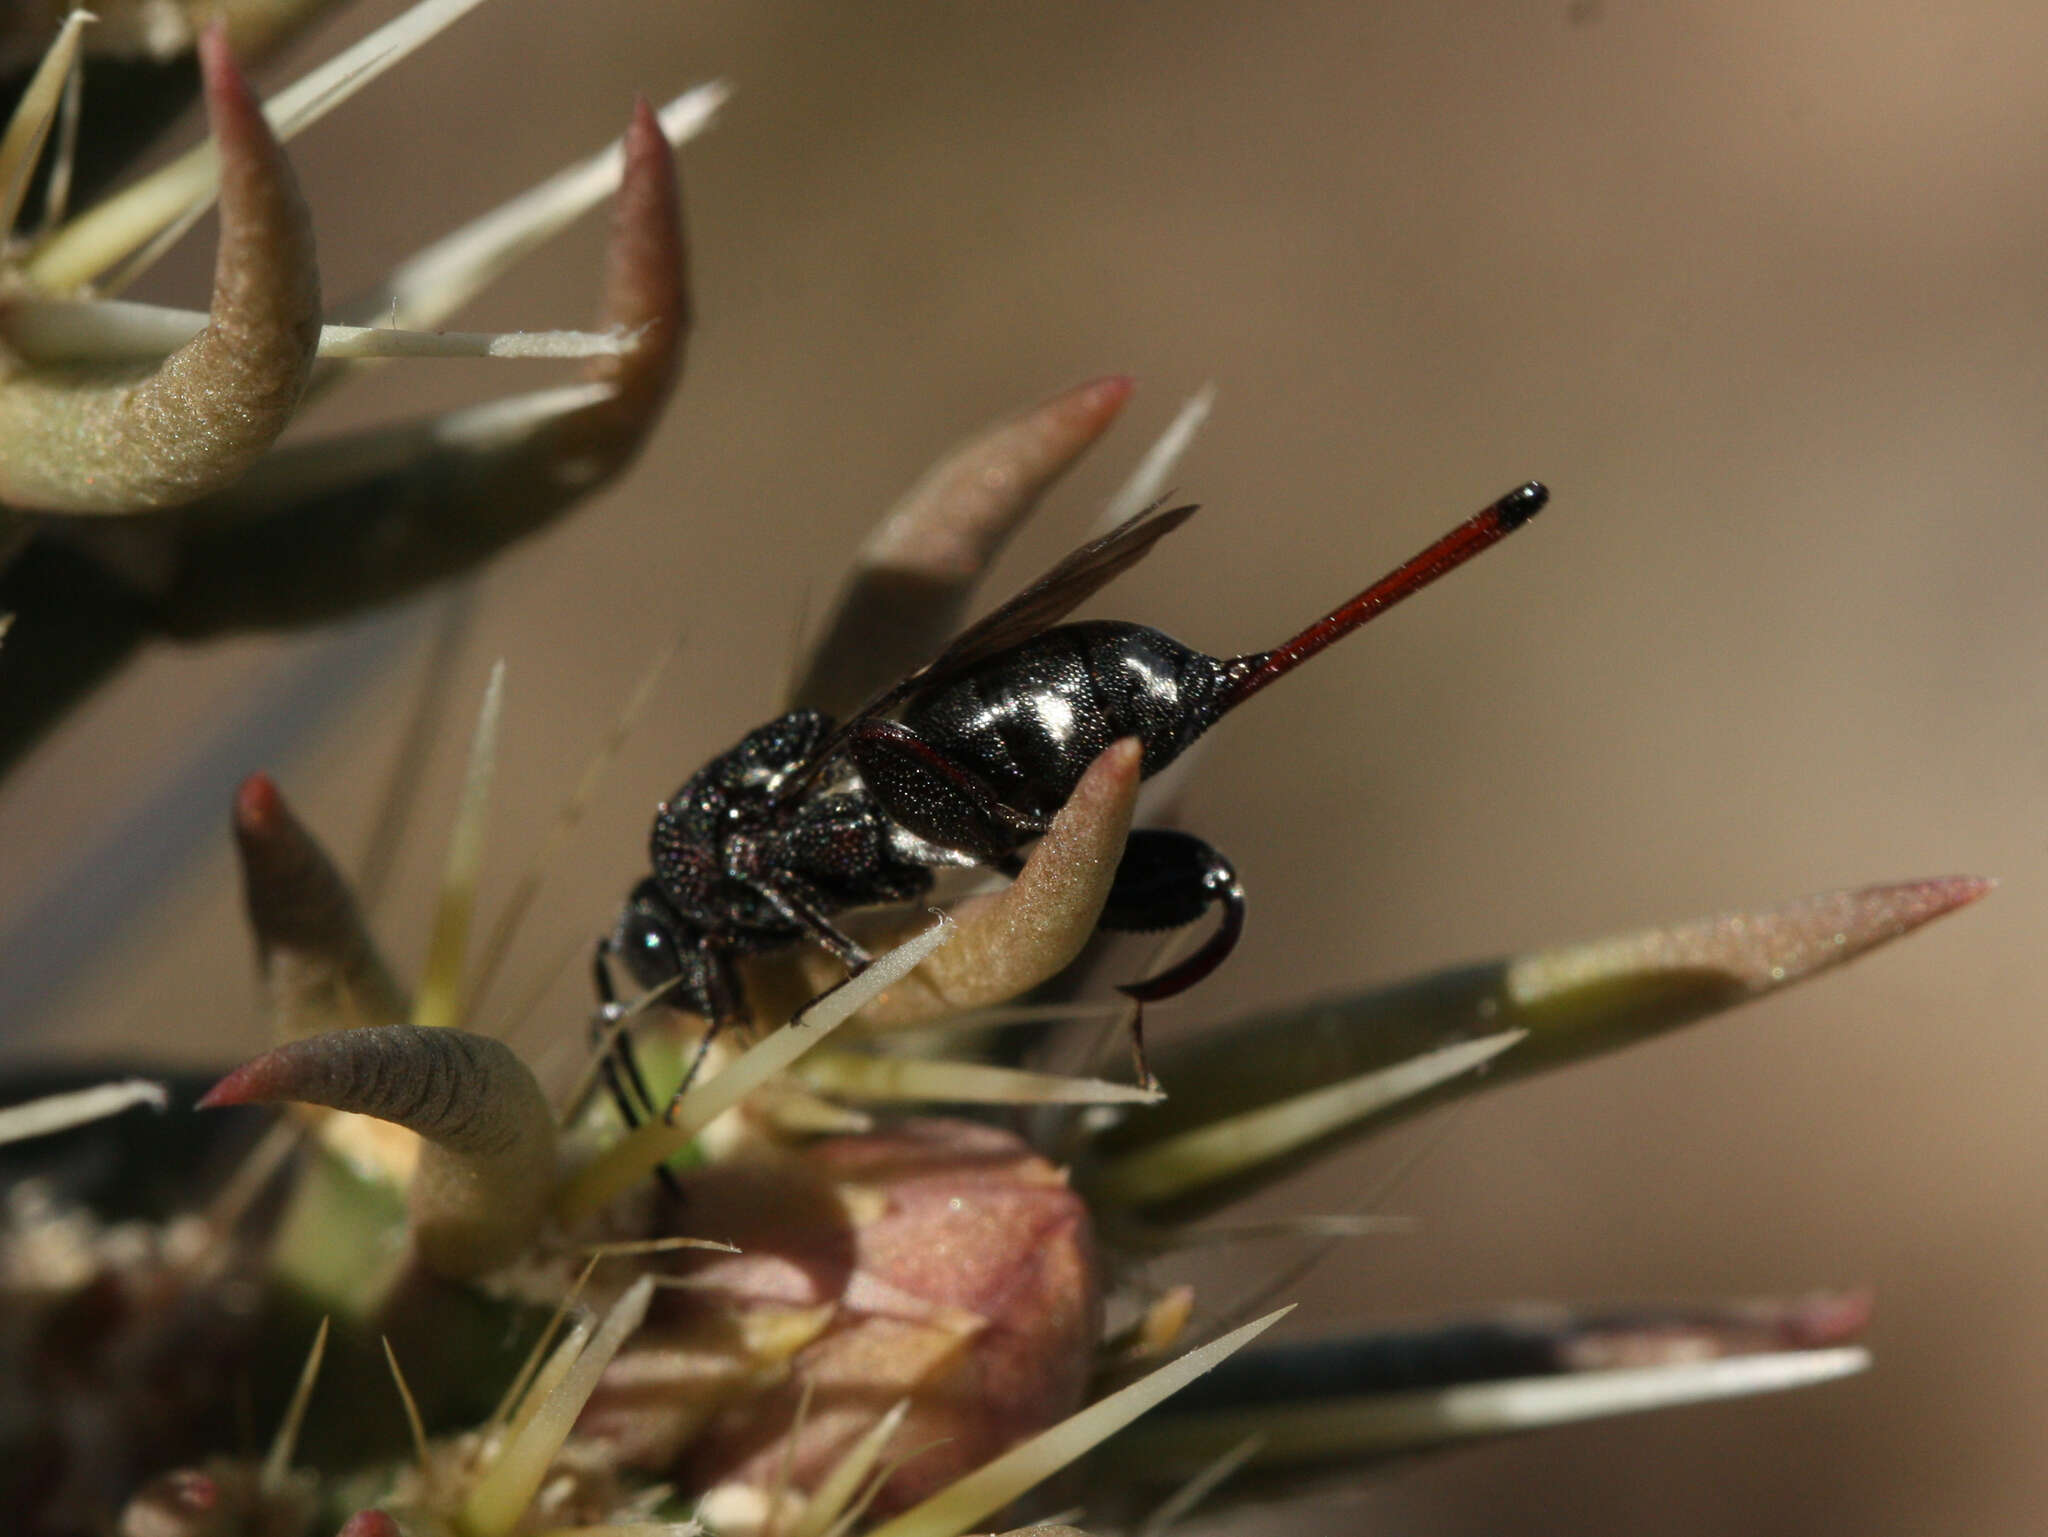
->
0;33;702;785
1094;878;1992;1215
199;1024;558;1278
0;28;319;514
116;101;687;637
233;772;410;1041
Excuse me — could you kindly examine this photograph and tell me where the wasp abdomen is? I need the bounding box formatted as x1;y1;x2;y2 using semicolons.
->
897;621;1225;818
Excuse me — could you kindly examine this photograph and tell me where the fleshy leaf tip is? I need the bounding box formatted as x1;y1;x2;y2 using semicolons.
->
1780;1288;1876;1348
1900;873;1995;915
196;1062;266;1111
1075;372;1138;415
1512;874;1996;1008
1778;874;1996;972
233;771;285;835
196;22;244;107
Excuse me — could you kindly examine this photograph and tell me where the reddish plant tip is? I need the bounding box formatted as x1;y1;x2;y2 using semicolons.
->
599;93;687;359
233;771;284;837
195;1057;282;1111
1779;1289;1877;1348
336;1512;401;1537
628;92;663;148
1830;875;1995;954
1553;1291;1879;1376
1066;372;1137;422
195;24;281;217
1913;874;1996;913
227;769;411;1037
196;21;245;109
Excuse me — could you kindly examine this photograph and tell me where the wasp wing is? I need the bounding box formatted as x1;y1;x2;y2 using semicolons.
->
914;497;1198;689
789;498;1198;788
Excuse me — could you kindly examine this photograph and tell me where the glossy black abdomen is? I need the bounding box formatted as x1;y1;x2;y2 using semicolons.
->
898;621;1225;816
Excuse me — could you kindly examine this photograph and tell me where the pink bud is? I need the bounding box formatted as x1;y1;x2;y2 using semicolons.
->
582;1118;1099;1516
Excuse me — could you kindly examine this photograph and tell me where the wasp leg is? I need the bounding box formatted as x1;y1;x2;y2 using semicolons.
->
590;939;684;1200
845;717;1045;859
1094;829;1247;1088
590;941;661;1124
720;836;881;972
1100;828;1247;994
663;947;749;1122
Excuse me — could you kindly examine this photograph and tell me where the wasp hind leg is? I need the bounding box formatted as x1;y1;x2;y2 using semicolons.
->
1094;828;1246;1089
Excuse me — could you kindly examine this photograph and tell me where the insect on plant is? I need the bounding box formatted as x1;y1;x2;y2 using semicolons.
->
594;480;1549;1120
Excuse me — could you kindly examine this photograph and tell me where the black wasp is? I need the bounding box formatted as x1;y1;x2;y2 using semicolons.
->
596;480;1548;1119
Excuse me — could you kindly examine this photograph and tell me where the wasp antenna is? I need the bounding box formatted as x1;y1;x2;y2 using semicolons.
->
1216;480;1548;711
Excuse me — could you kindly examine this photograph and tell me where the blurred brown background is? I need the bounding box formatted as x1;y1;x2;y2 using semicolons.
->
4;3;2045;1532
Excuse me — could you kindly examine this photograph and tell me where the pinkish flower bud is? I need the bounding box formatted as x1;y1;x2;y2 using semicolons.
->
582;1118;1099;1517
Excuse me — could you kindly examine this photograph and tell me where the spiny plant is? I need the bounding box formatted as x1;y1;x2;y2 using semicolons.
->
0;0;720;776
0;6;1992;1537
